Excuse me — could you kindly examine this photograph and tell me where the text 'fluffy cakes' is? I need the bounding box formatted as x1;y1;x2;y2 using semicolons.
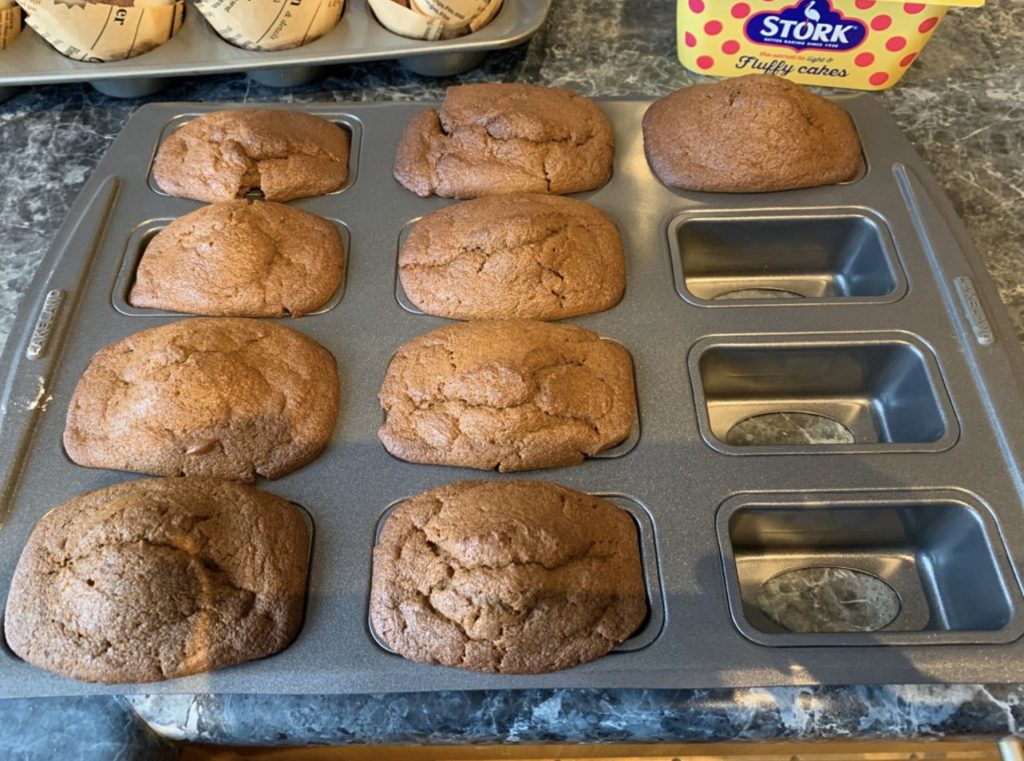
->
378;320;636;472
4;478;310;684
394;83;615;198
130;200;346;318
399;193;625;321
63;318;339;481
153;109;350;203
370;480;647;674
642;74;863;193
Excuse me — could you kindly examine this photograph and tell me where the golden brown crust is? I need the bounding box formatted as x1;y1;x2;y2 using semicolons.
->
377;320;636;472
63;318;339;481
153;110;350;203
370;479;647;674
394;84;615;199
642;74;863;193
130;201;345;318
3;477;310;684
399;193;624;320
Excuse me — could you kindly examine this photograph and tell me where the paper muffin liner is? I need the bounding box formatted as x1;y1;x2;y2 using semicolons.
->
369;0;501;41
193;0;345;52
0;0;22;53
14;0;184;62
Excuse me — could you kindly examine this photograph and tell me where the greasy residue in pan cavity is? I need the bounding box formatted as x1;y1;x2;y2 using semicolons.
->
757;567;902;633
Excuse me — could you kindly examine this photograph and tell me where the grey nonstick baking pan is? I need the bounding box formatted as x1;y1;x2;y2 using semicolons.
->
3;96;1024;697
0;0;552;100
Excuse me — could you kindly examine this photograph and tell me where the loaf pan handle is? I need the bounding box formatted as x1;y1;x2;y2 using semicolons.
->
0;177;121;527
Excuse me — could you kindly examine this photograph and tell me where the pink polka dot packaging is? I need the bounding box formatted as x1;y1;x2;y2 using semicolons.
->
678;0;984;90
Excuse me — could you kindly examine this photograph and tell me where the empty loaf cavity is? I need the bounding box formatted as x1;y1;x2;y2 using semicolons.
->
394;83;615;198
377;320;636;472
153;109;350;203
642;74;863;193
3;477;310;684
130;200;345;318
63;318;339;481
370;479;647;674
400;193;625;320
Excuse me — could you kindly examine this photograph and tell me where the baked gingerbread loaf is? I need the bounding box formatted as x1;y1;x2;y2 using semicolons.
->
642;74;862;193
153;109;350;202
399;193;625;320
4;477;310;684
63;318;339;481
370;479;647;674
378;320;636;472
130;200;345;317
394;84;615;198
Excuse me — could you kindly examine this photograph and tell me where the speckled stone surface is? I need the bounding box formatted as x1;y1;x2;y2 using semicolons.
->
1;0;1023;756
126;687;1024;744
0;697;174;760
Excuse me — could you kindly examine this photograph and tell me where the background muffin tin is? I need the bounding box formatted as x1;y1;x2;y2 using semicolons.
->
3;97;1024;697
0;0;552;100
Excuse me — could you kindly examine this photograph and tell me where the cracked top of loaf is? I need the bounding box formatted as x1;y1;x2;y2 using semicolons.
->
377;319;636;472
130;200;345;318
399;193;624;321
153;109;350;203
393;84;615;199
642;74;862;193
63;318;339;481
370;479;647;674
3;477;309;684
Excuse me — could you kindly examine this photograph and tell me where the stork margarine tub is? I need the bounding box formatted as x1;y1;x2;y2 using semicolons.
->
678;0;984;90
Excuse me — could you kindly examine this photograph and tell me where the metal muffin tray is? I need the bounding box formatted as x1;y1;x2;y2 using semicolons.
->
3;98;1024;698
0;0;551;100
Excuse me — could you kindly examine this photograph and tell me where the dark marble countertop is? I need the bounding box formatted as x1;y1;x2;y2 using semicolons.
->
2;0;1023;758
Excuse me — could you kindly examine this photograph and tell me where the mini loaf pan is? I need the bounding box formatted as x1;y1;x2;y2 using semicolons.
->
367;493;667;658
716;490;1024;647
0;0;553;100
376;338;642;463
0;491;319;675
111;217;351;317
2;97;1024;698
688;332;960;455
667;208;908;306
